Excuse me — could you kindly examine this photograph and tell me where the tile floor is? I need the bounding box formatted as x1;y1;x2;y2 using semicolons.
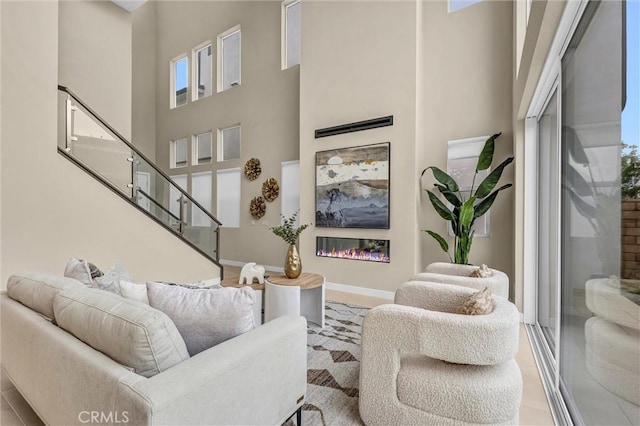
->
1;282;555;425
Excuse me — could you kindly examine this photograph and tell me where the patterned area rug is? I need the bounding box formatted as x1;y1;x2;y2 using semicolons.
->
285;301;368;426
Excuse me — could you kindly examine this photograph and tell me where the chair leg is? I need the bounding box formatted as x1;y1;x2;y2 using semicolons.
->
296;407;302;426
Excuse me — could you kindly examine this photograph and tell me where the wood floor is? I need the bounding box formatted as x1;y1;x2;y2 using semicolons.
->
1;280;554;425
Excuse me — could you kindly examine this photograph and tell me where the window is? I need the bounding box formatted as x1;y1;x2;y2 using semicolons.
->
218;125;241;161
217;168;241;228
170;138;188;168
448;0;482;13
193;43;213;101
282;0;300;69
281;160;300;225
447;136;490;236
217;27;241;92
193;132;213;165
170;55;188;108
191;172;212;227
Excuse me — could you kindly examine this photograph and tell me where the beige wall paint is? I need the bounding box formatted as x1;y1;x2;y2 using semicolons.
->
150;1;300;268
0;0;220;289
58;0;132;140
132;1;157;160
299;1;420;292
420;1;515;299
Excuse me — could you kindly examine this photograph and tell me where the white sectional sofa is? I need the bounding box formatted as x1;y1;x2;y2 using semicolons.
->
1;271;308;426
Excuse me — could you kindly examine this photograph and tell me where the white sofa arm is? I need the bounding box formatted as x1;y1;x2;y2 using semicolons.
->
116;315;307;426
413;262;510;299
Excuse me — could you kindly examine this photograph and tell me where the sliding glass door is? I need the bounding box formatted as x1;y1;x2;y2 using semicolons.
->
532;1;639;424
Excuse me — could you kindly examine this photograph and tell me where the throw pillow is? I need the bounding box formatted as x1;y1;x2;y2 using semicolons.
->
119;280;149;305
457;287;494;315
94;263;132;295
146;282;256;356
63;258;103;286
468;264;494;278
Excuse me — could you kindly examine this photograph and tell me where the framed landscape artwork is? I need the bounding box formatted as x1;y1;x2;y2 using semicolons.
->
315;142;390;229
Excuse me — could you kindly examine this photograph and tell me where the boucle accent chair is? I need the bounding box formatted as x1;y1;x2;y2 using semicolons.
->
359;281;522;425
413;262;510;299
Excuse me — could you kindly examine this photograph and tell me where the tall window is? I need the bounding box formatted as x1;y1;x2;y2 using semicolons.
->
191;172;212;227
170;56;188;108
283;0;300;69
193;132;213;165
170;138;188;169
218;125;241;161
217;168;241;228
281;160;300;225
193;43;213;101
218;27;241;92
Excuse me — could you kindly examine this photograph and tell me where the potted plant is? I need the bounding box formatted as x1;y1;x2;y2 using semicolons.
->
421;132;514;265
270;212;311;279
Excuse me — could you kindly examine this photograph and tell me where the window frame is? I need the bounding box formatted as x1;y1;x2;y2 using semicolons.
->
282;0;301;70
193;131;213;165
170;54;189;109
217;26;242;93
192;41;213;102
217;124;242;162
170;137;189;169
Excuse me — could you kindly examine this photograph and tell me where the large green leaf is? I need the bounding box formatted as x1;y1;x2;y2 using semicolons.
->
427;190;454;220
422;167;459;192
476;132;501;171
425;230;449;254
459;197;476;231
473;184;512;218
474;157;514;199
435;184;462;207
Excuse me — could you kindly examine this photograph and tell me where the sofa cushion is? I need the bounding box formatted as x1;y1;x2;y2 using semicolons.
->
94;263;132;295
53;286;190;378
6;271;85;320
147;282;256;356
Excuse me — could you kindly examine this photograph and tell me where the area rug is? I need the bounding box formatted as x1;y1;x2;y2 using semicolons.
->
286;301;368;426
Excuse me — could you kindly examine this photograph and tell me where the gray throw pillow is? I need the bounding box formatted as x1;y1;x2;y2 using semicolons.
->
146;282;256;356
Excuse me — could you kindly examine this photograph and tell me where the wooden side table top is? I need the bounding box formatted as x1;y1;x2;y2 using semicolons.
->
266;272;325;289
220;276;265;291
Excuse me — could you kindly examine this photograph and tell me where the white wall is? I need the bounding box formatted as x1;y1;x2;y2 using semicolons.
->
0;0;220;289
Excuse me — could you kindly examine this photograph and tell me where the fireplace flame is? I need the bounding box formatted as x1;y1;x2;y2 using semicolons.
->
316;246;390;263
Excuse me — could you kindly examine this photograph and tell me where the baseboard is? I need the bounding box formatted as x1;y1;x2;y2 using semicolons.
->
325;281;394;300
221;260;394;299
220;259;284;273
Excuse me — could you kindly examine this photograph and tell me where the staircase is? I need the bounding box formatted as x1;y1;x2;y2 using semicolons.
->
57;85;223;276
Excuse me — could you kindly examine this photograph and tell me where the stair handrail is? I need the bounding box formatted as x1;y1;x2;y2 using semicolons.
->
57;85;223;226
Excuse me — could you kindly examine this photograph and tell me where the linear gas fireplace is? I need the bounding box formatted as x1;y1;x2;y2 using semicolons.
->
316;237;390;263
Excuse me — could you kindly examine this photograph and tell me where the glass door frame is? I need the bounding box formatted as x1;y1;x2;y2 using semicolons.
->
522;1;590;424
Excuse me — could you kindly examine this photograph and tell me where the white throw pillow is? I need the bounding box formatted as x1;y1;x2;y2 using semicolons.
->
119;280;149;305
149;278;222;289
63;258;103;286
146;282;256;356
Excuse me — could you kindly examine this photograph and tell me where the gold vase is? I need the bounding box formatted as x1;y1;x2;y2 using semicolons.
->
284;244;302;279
